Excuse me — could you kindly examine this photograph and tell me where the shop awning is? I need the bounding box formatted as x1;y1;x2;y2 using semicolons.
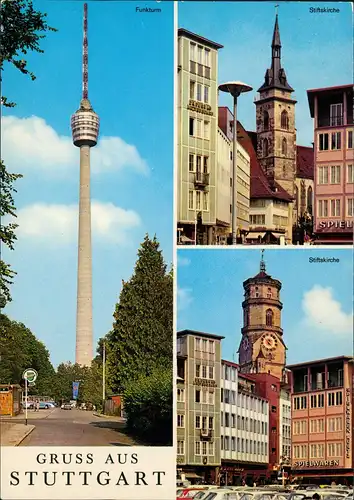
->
180;235;194;243
245;232;266;240
184;472;203;479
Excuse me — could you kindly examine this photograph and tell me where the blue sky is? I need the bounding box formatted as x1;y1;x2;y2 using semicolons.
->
177;249;353;365
178;1;352;146
2;1;173;367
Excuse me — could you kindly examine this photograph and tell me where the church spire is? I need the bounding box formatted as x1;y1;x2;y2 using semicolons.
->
257;12;293;93
272;14;281;49
260;249;266;273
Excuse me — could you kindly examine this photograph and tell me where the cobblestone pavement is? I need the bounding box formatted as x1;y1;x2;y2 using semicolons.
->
15;408;139;446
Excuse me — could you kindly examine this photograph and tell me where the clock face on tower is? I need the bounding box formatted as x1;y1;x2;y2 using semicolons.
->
261;333;278;351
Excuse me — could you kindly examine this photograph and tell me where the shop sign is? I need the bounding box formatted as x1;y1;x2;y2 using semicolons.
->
187;99;213;116
221;467;244;473
345;388;351;459
294;460;339;467
193;378;217;388
318;221;353;230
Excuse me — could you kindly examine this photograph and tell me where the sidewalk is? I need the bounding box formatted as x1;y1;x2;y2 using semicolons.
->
93;412;126;423
1;423;35;446
0;408;55;421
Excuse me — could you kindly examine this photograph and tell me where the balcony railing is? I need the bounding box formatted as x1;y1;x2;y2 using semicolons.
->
194;172;210;187
200;428;213;440
318;115;344;128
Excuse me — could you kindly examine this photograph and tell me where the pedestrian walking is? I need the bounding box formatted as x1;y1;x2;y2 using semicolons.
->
36;399;40;412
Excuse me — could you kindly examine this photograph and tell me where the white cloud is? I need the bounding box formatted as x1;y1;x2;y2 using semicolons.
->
2;115;148;176
16;201;141;245
178;287;193;311
302;285;352;335
177;255;191;267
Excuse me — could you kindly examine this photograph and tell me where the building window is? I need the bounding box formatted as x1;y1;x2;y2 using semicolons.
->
177;440;184;455
282;137;287;155
203;156;208;173
330;199;341;217
202;365;207;378
204;86;209;103
195;441;201;455
331;132;341;150
209;416;214;429
250;214;266;225
318;200;328;218
318;166;329;184
189;117;195;136
281;110;289;129
177;388;185;402
204;48;210;67
347;198;354;217
188;190;194;210
195;338;201;351
195;389;200;403
330;103;343;126
328;443;342;457
347;165;354;183
189;81;195;100
190;42;196;61
294;396;307;410
347;130;353;149
318;394;324;408
195;415;201;428
177;414;184;427
208;441;214;456
196;83;202;102
208;365;214;379
336;391;343;405
189;154;194;172
266;309;274;326
330;165;341;184
319;133;329;151
196;191;201;210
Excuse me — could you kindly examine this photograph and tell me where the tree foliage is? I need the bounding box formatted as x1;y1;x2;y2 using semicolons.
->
0;314;55;394
0;0;56;305
124;367;172;445
0;0;57;107
107;234;173;393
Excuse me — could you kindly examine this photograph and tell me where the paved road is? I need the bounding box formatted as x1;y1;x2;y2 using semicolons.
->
14;408;138;446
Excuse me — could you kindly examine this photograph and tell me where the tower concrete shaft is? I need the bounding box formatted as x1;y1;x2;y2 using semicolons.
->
75;145;93;366
71;3;99;367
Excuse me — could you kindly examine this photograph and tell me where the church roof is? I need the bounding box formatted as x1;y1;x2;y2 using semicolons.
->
258;15;294;93
237;124;293;202
296;145;314;180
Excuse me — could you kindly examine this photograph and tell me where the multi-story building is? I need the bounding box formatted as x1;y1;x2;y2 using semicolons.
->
307;84;354;244
177;29;223;245
288;356;353;485
177;329;224;484
217;107;251;243
220;360;269;485
279;383;292;472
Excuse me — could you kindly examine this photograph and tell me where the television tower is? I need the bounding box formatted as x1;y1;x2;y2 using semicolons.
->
71;3;99;366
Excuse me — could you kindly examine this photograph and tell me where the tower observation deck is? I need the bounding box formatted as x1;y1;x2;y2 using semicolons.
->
71;3;99;367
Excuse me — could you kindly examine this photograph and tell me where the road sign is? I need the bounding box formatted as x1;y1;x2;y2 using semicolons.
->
22;368;38;383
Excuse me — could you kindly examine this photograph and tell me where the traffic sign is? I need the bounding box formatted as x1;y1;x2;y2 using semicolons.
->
22;368;38;383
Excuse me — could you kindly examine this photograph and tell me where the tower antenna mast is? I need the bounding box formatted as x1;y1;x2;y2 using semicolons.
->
82;2;88;100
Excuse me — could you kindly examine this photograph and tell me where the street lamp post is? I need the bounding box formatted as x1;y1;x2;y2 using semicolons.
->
218;81;253;245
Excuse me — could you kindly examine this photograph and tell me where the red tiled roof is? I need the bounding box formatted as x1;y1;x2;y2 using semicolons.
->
296;145;314;180
237;123;293;202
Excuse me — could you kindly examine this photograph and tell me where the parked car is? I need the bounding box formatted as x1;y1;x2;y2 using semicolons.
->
21;401;34;409
61;403;72;410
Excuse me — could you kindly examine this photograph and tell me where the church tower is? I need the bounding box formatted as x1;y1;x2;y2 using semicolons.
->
238;251;286;380
255;13;297;197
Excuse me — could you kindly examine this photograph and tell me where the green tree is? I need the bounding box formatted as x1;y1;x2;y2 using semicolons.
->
52;362;88;403
123;367;172;445
0;314;56;394
107;235;173;393
0;0;56;305
80;359;105;410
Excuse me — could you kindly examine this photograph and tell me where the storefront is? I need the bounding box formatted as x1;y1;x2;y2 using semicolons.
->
220;463;270;486
291;461;353;486
314;221;354;245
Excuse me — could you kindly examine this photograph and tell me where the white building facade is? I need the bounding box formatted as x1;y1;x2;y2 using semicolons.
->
220;360;269;484
279;387;292;468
